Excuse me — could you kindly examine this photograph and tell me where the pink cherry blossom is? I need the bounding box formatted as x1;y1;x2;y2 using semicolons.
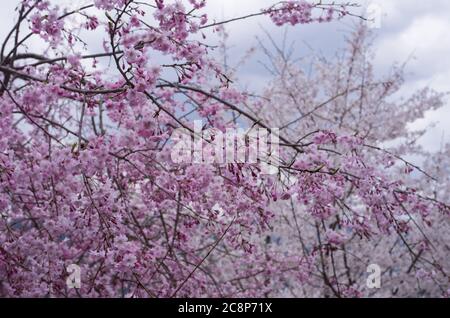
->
0;0;447;299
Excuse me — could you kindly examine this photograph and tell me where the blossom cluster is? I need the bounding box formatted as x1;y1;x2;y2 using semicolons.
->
0;0;447;298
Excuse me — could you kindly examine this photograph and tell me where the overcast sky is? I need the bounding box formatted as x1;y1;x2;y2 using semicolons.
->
1;0;449;152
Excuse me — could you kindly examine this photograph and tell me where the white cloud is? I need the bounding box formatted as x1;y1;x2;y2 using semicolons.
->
375;15;450;78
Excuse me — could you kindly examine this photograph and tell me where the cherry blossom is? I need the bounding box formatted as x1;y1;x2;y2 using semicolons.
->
0;0;447;299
